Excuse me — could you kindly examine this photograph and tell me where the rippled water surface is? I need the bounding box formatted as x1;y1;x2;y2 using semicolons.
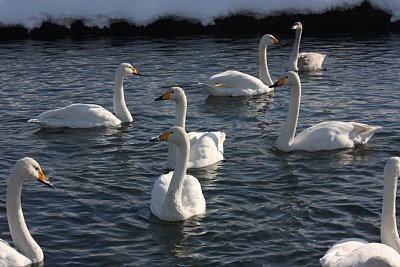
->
0;32;400;266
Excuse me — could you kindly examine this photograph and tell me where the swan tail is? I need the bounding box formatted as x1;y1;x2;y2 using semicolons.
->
350;123;382;145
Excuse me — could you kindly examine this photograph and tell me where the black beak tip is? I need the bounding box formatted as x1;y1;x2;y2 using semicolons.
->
154;96;163;101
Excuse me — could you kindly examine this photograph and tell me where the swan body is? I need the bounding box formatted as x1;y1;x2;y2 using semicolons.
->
320;157;400;267
286;22;326;72
202;34;282;96
155;87;225;169
150;126;206;221
270;71;381;152
0;157;53;266
28;63;142;128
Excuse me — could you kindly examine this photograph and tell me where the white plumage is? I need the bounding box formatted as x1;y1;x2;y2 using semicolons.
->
201;34;282;96
270;71;381;152
28;63;142;128
155;86;225;169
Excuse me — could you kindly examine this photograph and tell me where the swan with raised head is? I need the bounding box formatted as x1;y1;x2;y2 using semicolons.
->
202;34;282;96
28;63;143;128
320;157;400;267
155;86;225;169
269;71;381;152
0;157;53;266
286;22;326;72
150;126;206;221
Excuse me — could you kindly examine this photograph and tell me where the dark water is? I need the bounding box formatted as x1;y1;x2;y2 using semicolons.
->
0;32;399;266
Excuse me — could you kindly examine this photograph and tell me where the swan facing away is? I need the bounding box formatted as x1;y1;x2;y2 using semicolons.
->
28;63;143;128
201;34;282;96
269;71;381;152
150;126;206;221
0;157;53;266
320;157;400;267
155;86;225;169
286;22;326;72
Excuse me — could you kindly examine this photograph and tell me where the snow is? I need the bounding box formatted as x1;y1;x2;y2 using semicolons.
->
0;0;398;30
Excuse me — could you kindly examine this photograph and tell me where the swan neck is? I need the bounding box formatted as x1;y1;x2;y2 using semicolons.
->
259;40;272;86
277;80;301;152
113;73;133;123
7;173;43;263
287;29;302;71
174;97;187;129
163;137;190;216
381;170;400;253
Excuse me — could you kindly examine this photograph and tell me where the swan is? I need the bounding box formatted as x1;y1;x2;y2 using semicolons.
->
269;71;381;152
201;34;282;96
286;22;326;72
155;86;225;169
28;63;143;128
0;157;53;266
320;157;400;267
150;126;206;221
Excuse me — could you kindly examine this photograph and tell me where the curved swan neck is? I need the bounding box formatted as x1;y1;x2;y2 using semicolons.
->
259;38;273;86
276;78;301;152
381;168;400;253
286;28;302;72
7;173;43;263
174;96;187;129
113;72;133;123
162;136;190;217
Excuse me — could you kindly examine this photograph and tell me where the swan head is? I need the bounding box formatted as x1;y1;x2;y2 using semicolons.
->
117;63;143;77
150;126;187;146
292;22;302;30
261;34;283;46
384;157;400;180
269;71;299;88
154;86;186;103
11;157;53;187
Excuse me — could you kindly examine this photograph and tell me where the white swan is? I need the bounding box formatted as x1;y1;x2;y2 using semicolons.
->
155;86;225;169
0;157;53;266
150;126;206;221
28;63;143;128
320;157;400;267
286;22;326;72
270;71;381;152
201;34;282;96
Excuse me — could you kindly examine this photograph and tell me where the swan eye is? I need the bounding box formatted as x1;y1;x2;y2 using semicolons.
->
34;167;39;171
170;131;174;134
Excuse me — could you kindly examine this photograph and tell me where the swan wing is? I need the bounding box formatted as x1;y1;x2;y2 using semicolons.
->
0;240;32;266
150;171;172;217
320;240;400;267
293;121;381;152
298;52;326;72
28;103;121;128
181;174;206;217
202;70;271;96
187;131;225;168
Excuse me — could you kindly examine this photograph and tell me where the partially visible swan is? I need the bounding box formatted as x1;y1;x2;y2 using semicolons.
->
28;63;143;128
155;86;225;169
320;157;400;267
201;34;282;96
0;157;53;266
269;71;381;152
286;22;326;72
150;126;206;221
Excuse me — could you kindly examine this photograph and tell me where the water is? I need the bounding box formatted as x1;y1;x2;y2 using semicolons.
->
0;32;399;266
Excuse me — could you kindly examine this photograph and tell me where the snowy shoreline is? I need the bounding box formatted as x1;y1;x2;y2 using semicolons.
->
0;2;399;38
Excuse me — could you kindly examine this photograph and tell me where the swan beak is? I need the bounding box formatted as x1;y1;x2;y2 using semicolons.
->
269;76;286;88
150;131;171;142
37;168;54;187
130;67;143;76
154;91;172;101
273;37;284;46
